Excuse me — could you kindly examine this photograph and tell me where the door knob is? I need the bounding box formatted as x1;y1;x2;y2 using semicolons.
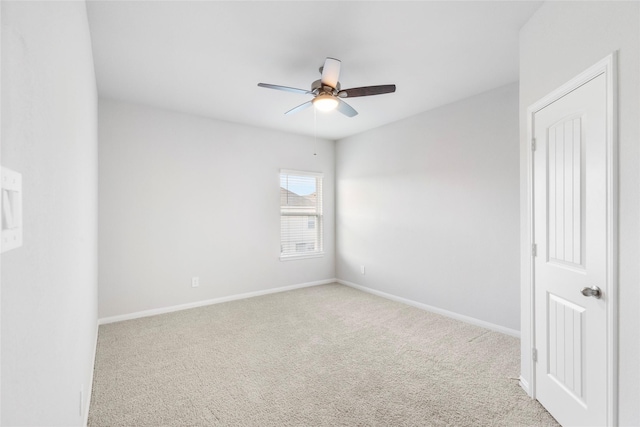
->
581;286;602;299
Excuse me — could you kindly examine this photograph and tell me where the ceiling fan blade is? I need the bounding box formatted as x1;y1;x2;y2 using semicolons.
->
258;83;310;95
336;98;358;117
320;57;341;89
284;100;313;115
338;84;396;98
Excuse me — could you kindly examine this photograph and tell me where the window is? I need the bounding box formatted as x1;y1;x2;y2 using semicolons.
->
280;170;323;260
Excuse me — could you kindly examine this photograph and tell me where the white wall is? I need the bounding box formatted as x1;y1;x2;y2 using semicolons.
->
336;83;520;332
0;2;3;421
519;2;640;425
1;2;98;426
98;99;335;319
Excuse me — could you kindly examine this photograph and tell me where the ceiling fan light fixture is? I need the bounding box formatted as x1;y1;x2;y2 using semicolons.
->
313;94;339;112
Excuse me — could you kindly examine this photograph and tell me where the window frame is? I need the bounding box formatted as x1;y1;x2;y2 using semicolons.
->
279;169;324;261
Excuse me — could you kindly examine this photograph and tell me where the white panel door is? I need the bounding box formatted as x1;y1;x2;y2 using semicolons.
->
533;72;610;426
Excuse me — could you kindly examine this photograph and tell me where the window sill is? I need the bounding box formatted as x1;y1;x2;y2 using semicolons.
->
280;252;325;261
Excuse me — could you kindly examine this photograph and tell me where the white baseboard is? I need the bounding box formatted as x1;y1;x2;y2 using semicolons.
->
84;321;99;427
98;278;337;325
337;279;520;338
519;376;531;397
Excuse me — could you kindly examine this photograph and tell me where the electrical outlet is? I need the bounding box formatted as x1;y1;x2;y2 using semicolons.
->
79;385;83;417
191;277;199;288
360;265;365;275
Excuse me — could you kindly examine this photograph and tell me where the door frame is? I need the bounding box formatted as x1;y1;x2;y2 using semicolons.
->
525;52;618;426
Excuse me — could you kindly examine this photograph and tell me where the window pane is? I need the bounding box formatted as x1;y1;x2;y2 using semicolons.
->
280;175;317;214
281;215;319;254
280;175;316;199
280;171;323;258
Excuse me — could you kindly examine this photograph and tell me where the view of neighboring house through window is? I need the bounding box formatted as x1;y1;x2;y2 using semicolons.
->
280;170;323;259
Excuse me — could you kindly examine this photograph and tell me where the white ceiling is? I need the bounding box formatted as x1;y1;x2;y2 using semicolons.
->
86;1;542;140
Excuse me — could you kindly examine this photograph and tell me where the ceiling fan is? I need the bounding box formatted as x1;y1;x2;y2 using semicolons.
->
257;57;396;117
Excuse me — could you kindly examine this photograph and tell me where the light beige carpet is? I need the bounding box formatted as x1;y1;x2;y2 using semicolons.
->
89;283;559;426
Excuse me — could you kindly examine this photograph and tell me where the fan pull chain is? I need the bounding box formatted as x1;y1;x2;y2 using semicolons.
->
313;106;317;156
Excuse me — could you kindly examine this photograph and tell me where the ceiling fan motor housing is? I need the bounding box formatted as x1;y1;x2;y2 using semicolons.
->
311;79;340;96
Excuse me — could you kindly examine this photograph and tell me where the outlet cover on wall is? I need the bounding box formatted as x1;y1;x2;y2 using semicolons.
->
191;277;199;288
79;385;84;417
1;167;23;253
360;265;365;275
